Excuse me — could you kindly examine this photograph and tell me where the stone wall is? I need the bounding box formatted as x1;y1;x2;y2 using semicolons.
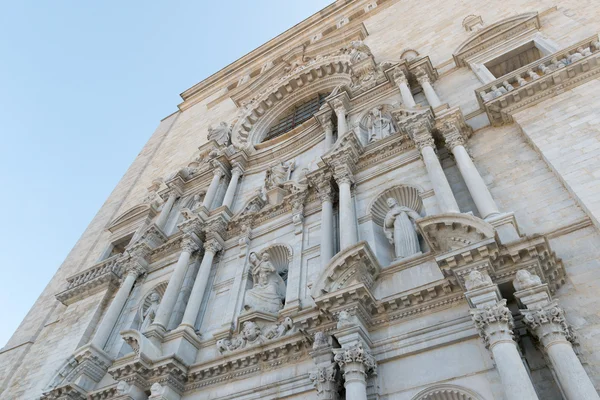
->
2;0;600;398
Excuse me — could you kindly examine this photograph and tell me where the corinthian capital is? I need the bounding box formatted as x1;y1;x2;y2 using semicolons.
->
470;300;514;349
123;262;146;279
204;239;223;254
440;121;465;151
415;66;430;84
331;99;347;114
392;67;408;85
181;235;200;253
231;162;245;177
309;364;341;399
521;301;577;347
334;343;377;375
408;120;435;151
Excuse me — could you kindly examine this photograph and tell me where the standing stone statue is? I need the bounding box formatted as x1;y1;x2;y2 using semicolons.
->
140;292;160;332
384;198;421;259
207;122;231;147
243;252;286;314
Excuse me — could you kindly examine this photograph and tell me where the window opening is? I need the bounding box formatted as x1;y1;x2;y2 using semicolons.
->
484;41;543;78
264;93;329;141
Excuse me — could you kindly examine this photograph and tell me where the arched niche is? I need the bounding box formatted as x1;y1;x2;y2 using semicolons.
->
412;384;485;400
254;243;293;282
231;53;355;150
133;281;168;331
356;103;401;144
367;185;426;265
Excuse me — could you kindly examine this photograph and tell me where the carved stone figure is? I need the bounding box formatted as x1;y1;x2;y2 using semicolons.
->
464;270;493;291
343;40;373;63
265;160;295;190
383;198;421;259
513;269;542;291
140;292;160;332
207;122;231;147
366;106;395;142
243;252;286;314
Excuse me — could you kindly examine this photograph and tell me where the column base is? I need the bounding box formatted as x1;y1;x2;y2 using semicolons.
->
485;212;522;243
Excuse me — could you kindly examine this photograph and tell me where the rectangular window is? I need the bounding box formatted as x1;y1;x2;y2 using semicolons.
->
484;41;543;78
101;233;134;260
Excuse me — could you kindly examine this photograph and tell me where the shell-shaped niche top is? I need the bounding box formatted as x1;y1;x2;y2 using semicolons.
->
254;243;293;276
140;282;168;316
370;185;424;226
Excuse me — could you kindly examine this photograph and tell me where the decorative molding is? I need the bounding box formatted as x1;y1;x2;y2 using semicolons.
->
476;35;600;126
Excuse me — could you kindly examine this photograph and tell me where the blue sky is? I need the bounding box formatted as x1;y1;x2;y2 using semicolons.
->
0;0;332;347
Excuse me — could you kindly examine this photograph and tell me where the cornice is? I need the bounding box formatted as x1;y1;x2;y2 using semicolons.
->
177;0;398;111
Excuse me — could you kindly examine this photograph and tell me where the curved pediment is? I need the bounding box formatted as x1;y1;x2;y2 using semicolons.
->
412;385;484;400
108;204;157;233
231;56;354;150
417;213;496;254
454;12;540;67
311;241;381;298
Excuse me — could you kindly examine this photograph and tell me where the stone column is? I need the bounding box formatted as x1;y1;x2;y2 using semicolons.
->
222;163;243;210
393;69;416;108
152;236;199;331
324;120;335;150
514;270;600;400
443;126;500;219
318;185;335;269
411;125;460;213
334;169;358;250
180;239;222;330
92;263;145;349
202;168;224;210
416;67;442;108
334;343;376;400
332;100;348;137
465;271;539;400
155;190;178;230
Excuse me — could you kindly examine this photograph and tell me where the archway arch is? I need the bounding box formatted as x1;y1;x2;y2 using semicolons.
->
412;384;485;400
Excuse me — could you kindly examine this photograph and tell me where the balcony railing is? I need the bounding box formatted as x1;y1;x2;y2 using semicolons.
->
475;35;600;126
56;255;122;305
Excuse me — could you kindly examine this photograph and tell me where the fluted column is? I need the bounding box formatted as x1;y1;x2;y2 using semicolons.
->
465;271;539;400
152;236;199;330
444;126;500;219
416;67;442;108
393;69;416;108
332;100;348;137
334;169;358;250
411;126;460;213
318;184;335;269
334;343;376;400
222;164;243;210
324;120;335;150
92;263;145;349
202;169;224;210
514;270;600;400
155;190;178;230
180;239;222;330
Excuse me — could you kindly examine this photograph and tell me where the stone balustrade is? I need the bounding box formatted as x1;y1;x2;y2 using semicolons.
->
476;35;600;125
56;255;122;305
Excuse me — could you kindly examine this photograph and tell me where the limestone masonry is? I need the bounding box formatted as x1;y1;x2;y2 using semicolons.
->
3;1;600;399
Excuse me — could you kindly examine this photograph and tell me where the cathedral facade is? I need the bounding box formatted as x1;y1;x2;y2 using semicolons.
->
3;1;600;399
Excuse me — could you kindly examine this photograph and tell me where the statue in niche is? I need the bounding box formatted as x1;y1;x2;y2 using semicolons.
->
140;292;160;332
265;160;295;190
366;106;395;143
384;198;422;259
207;122;231;147
243;252;286;314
